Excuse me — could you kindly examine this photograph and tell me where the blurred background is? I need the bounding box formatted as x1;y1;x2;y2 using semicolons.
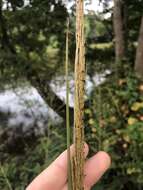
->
0;0;143;189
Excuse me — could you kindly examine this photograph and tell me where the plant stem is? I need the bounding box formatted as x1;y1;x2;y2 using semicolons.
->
65;17;72;190
72;0;86;189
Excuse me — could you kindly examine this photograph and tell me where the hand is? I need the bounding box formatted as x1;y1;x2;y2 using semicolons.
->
26;143;111;190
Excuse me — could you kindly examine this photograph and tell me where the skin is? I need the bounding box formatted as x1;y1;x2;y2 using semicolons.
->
26;143;111;190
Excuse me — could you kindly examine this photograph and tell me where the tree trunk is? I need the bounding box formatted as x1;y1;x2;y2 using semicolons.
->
135;16;143;78
123;1;128;56
113;0;125;62
28;75;74;125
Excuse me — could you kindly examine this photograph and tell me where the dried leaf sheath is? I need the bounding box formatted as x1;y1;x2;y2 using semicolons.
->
72;0;85;189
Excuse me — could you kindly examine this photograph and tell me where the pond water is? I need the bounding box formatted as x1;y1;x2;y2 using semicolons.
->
0;70;110;134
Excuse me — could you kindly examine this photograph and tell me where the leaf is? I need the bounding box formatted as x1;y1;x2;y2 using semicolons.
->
131;102;143;111
127;117;138;125
88;118;94;125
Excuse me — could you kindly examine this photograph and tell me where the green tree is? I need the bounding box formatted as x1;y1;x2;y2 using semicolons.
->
0;0;74;122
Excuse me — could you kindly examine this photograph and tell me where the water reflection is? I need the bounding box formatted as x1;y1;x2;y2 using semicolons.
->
0;71;110;137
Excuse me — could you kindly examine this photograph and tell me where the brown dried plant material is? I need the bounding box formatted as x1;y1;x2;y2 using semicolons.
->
71;0;86;189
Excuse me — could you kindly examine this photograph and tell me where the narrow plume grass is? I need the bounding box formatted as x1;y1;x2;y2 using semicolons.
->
71;0;86;189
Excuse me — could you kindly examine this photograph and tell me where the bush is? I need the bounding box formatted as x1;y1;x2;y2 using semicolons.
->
0;125;67;189
85;68;143;189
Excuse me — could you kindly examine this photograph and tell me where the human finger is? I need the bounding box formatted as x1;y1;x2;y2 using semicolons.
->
26;143;89;190
84;151;111;189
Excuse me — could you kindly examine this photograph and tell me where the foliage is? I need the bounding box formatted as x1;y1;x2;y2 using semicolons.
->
0;124;67;189
0;0;68;83
85;67;143;189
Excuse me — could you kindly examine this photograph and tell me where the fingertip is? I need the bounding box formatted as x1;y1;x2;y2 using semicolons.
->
84;151;111;188
96;151;111;170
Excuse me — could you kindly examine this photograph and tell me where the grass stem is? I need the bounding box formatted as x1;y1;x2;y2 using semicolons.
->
65;17;72;190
